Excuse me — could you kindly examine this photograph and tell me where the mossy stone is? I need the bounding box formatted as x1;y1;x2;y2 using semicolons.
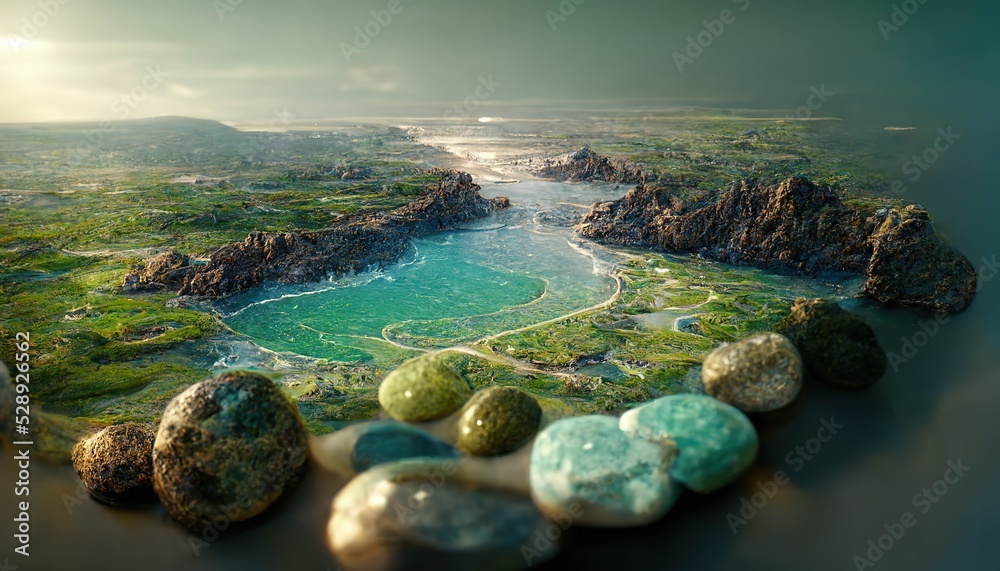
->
702;333;803;413
71;422;156;505
378;353;472;422
456;387;542;456
778;298;887;388
152;371;308;529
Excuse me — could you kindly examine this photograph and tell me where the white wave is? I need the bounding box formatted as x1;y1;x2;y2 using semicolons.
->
222;241;424;318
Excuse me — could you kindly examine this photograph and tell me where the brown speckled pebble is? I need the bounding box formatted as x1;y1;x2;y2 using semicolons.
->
71;422;156;505
702;333;803;413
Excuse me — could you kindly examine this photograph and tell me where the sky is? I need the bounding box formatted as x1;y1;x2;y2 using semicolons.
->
0;0;998;123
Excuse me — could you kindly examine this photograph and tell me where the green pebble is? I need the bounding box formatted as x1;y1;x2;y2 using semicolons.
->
378;353;472;422
456;387;542;456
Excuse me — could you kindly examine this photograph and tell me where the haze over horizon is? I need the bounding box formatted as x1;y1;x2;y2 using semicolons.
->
2;0;998;125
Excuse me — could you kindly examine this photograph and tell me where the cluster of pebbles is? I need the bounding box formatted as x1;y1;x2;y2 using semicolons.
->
66;298;886;570
70;371;309;530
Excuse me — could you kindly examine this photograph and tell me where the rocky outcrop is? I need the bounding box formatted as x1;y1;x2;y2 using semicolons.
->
536;147;645;185
577;177;976;314
864;206;977;315
579;178;874;272
122;249;194;292
284;164;372;181
177;171;508;297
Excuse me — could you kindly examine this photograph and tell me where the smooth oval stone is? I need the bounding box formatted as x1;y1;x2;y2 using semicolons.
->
619;394;757;493
71;422;156;505
379;353;473;422
529;415;679;527
456;387;542;456
153;371;308;529
702;333;803;413
353;422;460;472
778;298;887;388
329;459;553;571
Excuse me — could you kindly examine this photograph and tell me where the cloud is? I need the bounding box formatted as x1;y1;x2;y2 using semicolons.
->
339;64;402;94
166;82;206;98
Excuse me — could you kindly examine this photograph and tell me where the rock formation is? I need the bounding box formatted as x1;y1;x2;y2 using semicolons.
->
122;249;194;292
577;177;976;314
536;147;645;185
176;171;508;297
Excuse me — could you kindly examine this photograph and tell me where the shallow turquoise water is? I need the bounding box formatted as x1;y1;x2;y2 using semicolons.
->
221;181;622;363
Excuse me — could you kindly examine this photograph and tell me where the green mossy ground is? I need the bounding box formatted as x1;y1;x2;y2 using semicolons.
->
0;113;895;458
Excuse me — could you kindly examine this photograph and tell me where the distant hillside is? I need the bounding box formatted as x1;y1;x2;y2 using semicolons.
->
0;115;237;135
0;116;411;175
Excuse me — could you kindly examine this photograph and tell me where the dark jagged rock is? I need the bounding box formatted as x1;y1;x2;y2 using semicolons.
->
574;183;715;247
580;178;873;272
177;171;508;297
864;205;977;315
577;177;976;314
777;298;887;389
71;422;157;505
122;249;194;292
536;147;645;185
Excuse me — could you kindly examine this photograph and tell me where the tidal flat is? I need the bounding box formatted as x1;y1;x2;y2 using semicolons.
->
0;111;910;457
